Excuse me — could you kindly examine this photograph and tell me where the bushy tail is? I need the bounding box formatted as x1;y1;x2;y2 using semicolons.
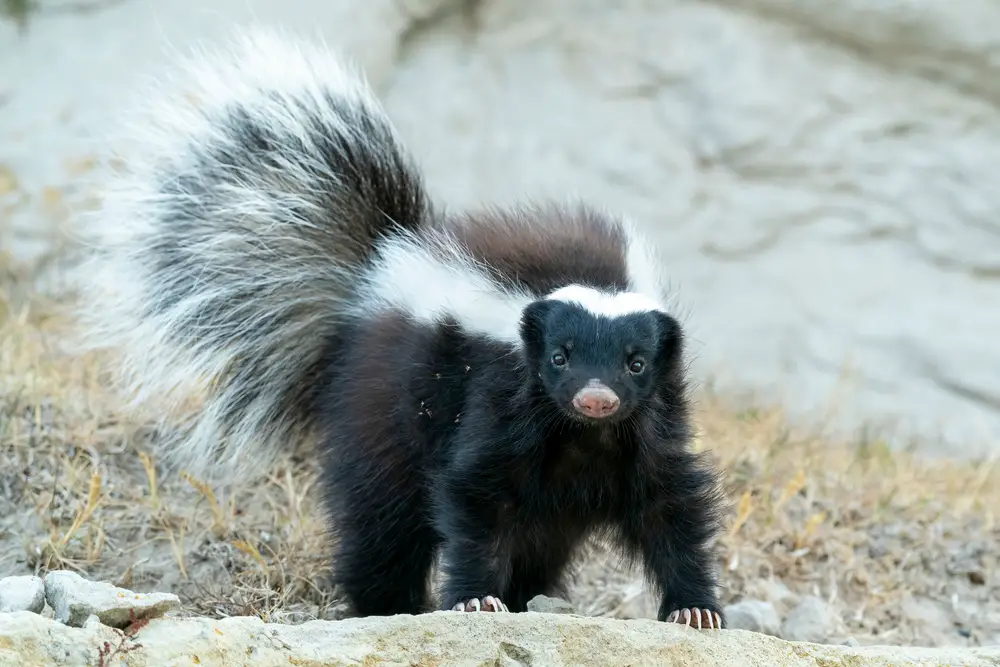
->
75;27;430;478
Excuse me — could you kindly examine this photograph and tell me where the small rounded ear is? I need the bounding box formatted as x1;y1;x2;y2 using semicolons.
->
652;311;683;364
519;299;556;360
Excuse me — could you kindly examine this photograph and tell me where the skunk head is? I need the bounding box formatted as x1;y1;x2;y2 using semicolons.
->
519;284;682;425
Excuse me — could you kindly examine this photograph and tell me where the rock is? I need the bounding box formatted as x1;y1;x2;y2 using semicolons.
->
1;607;1000;667
526;595;576;615
736;579;801;619
900;595;953;629
899;594;958;646
781;596;845;644
0;576;45;614
723;599;782;637
42;570;180;628
756;579;800;612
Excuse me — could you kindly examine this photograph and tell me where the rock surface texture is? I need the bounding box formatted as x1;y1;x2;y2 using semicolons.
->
525;594;576;615
0;577;44;614
42;570;180;629
2;608;1000;667
2;1;1000;458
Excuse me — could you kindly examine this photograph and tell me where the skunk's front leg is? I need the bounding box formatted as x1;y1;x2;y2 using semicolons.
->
622;453;727;629
433;451;512;614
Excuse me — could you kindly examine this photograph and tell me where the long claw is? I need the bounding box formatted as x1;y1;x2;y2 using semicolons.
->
666;607;722;630
452;596;507;613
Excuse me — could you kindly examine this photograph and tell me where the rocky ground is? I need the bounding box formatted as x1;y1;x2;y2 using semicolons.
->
3;571;1000;667
0;256;998;649
5;593;1000;667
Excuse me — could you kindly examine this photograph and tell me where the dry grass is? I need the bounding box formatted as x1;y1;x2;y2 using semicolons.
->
1;248;998;648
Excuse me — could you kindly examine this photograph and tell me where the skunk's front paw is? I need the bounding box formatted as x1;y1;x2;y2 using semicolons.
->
665;607;723;630
452;596;508;613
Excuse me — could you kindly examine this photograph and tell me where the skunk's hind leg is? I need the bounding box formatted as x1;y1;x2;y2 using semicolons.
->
319;388;440;620
324;463;439;617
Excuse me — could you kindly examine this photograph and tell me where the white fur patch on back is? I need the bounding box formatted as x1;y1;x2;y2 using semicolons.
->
352;230;536;342
352;219;672;340
544;284;665;318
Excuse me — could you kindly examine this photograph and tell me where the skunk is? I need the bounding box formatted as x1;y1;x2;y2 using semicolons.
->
77;27;727;629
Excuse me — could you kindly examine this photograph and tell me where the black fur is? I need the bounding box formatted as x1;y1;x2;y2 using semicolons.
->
81;28;727;627
318;298;727;624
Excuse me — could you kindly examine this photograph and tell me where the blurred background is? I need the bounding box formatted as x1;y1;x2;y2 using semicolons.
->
1;0;998;649
3;0;999;459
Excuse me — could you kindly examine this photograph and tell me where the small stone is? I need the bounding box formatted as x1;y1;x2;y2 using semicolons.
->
901;594;952;628
526;595;575;615
44;570;180;628
781;596;844;644
0;575;46;613
897;594;965;647
759;580;797;606
742;578;799;615
842;636;861;647
723;599;781;637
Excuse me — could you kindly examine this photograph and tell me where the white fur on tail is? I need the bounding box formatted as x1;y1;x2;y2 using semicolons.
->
74;27;410;480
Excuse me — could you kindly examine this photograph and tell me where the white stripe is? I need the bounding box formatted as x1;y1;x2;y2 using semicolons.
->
354;227;669;340
544;284;665;318
353;230;536;342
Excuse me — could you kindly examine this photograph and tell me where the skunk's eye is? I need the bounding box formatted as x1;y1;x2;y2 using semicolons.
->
627;358;646;374
551;352;567;367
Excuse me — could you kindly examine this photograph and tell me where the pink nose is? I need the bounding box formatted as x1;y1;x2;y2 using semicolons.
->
572;383;620;418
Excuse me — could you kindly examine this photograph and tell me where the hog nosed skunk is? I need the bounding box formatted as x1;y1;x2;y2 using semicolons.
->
75;27;728;629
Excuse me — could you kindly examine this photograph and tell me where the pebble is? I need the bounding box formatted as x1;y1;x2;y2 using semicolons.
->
899;594;958;646
0;575;46;614
900;594;953;628
526;595;576;615
742;578;800;616
43;570;180;628
723;599;782;637
781;596;844;644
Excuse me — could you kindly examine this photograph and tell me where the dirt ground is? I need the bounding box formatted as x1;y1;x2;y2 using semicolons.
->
1;247;998;649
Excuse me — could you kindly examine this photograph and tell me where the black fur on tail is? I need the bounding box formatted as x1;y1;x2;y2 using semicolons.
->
76;28;430;476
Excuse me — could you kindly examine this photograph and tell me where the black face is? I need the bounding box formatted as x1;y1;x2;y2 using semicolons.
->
519;298;682;425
